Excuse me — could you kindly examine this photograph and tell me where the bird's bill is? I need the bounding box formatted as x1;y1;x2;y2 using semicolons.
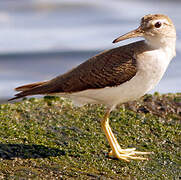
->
112;27;143;43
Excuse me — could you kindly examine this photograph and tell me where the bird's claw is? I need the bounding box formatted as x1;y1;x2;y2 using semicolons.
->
108;148;153;162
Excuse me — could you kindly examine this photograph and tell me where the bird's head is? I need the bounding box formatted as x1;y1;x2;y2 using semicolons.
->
113;14;176;49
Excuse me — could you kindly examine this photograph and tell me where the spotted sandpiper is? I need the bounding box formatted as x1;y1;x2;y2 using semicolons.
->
10;14;176;162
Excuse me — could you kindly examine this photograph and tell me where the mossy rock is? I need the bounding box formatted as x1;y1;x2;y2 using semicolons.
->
0;93;180;179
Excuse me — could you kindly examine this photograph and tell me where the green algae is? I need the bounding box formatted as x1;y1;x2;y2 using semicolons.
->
0;93;180;179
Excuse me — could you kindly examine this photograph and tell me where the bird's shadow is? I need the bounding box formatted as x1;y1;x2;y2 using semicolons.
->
0;143;65;160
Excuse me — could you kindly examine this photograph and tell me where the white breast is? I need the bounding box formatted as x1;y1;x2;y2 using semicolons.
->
59;47;174;108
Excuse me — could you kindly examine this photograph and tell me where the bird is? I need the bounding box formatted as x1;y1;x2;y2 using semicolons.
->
10;14;176;162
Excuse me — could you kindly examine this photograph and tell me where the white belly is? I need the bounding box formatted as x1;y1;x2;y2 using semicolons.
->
58;48;173;108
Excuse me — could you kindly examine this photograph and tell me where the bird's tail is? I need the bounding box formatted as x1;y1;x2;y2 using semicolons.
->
9;81;46;101
15;82;45;91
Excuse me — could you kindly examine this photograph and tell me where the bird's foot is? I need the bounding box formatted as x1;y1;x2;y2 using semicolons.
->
108;148;152;162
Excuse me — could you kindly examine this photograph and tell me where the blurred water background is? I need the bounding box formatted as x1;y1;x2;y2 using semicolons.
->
0;0;181;102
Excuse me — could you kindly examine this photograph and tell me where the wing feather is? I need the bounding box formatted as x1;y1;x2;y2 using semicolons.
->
10;41;145;100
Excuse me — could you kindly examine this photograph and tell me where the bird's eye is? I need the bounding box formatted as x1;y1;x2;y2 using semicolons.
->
154;21;162;28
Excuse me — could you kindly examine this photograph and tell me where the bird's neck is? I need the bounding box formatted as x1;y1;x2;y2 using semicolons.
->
145;37;176;59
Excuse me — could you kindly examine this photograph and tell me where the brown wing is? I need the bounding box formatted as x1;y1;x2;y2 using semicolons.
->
51;48;137;92
10;42;141;100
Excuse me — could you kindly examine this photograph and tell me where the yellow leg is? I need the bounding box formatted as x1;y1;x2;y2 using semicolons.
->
101;108;152;162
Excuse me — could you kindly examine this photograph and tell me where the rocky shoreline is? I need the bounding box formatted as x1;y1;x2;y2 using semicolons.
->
0;93;180;179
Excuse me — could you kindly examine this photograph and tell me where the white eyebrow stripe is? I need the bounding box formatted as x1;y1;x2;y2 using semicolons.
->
152;19;169;25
